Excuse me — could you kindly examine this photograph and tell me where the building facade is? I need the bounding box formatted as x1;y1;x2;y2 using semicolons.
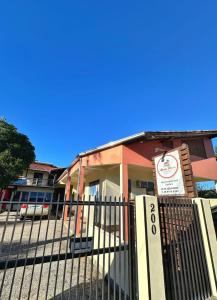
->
0;162;65;206
58;130;217;202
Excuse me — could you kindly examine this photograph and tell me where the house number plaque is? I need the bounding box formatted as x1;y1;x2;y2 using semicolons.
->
150;203;157;235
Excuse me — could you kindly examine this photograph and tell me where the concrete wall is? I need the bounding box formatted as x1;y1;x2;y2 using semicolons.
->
93;226;129;295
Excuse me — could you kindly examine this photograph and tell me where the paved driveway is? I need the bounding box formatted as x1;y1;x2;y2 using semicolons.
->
0;211;102;300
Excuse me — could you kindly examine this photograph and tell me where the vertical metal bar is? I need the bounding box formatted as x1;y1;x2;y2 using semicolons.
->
195;202;212;297
95;195;102;300
158;199;172;299
188;200;204;298
68;194;81;300
15;194;38;300
181;198;197;300
102;196;107;300
128;200;137;300
1;193;30;298
0;192;23;298
0;190;17;251
177;198;193;300
184;199;201;299
169;198;183;300
0;193;18;297
169;198;185;300
75;159;82;236
26;193;47;300
45;196;61;300
113;196;117;300
118;196;122;300
61;195;73;299
0;189;6;214
191;202;208;299
53;194;68;298
88;196;96;300
107;196;112;300
193;202;212;298
36;193;55;300
164;198;178;300
82;195;91;299
76;195;85;299
128;201;132;300
122;197;127;300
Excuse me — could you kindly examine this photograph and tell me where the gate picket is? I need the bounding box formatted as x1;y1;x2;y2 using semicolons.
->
0;196;136;300
158;197;211;300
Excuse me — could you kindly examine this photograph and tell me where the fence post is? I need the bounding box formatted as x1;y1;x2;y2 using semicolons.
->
193;198;217;297
135;195;166;300
128;200;138;299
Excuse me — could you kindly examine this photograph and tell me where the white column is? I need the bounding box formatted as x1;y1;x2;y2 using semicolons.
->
135;195;166;300
194;198;217;297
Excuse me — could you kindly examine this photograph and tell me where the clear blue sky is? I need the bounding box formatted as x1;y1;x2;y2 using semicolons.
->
0;0;217;167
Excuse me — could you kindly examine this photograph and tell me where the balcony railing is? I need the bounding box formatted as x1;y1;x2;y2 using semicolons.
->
12;177;55;187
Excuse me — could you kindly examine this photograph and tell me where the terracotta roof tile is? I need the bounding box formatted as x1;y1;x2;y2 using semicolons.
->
29;162;57;172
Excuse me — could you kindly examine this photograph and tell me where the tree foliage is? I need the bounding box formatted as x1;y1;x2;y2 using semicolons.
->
0;119;35;188
215;146;217;158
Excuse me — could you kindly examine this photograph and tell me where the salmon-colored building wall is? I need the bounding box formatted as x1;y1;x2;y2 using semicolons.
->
64;135;217;238
68;137;217;181
123;138;217;180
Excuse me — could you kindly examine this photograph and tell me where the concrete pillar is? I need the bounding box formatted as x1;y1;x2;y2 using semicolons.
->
78;166;85;198
76;165;85;236
135;195;166;300
194;198;217;297
64;173;71;222
120;163;128;199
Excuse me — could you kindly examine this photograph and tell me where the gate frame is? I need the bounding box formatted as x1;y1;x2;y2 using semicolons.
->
135;195;166;300
193;198;217;297
135;195;217;300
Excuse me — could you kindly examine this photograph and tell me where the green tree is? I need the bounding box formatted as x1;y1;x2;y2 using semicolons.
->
215;146;217;158
0;119;35;188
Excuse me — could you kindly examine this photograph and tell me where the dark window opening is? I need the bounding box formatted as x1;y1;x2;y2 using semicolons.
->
33;172;44;185
29;192;37;202
89;180;100;197
128;179;132;196
136;180;154;195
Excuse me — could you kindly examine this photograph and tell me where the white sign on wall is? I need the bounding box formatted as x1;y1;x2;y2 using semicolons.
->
154;149;186;196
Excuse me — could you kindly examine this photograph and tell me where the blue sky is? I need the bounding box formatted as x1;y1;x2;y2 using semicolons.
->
0;0;217;167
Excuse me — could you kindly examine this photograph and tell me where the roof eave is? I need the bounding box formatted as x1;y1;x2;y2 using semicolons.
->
78;130;217;157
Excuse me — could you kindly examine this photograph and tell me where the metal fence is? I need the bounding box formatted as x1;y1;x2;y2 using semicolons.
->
0;196;137;300
158;197;211;300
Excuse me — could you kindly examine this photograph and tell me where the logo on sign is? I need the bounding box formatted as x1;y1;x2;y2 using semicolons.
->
157;155;178;179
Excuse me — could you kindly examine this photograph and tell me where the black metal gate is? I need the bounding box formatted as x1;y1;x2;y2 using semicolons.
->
159;197;211;300
0;196;137;300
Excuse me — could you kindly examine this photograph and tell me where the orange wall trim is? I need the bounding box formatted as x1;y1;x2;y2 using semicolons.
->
81;145;122;167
